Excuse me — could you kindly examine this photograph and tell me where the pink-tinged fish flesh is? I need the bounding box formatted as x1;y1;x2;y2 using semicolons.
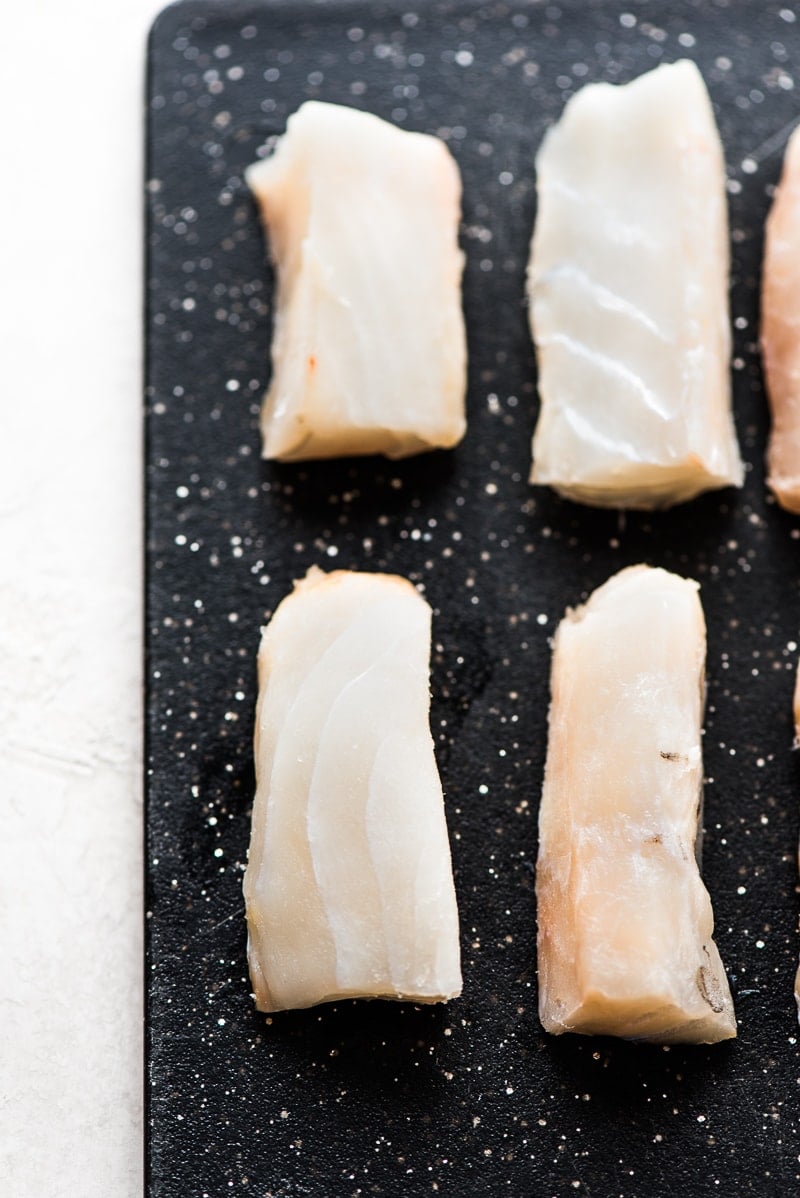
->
762;125;800;513
536;565;736;1043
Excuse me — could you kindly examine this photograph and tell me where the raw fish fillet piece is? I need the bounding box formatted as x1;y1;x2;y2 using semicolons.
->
243;567;462;1013
527;60;744;509
246;101;467;462
536;565;736;1043
762;126;800;514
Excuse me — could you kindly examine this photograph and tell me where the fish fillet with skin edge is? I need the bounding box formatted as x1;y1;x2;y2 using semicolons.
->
243;567;462;1013
536;565;736;1043
762;125;800;514
527;60;743;509
246;101;467;462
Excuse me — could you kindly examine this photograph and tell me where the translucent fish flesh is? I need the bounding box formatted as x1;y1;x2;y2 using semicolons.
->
527;60;744;509
243;567;462;1013
762;125;800;513
246;101;467;462
536;565;736;1043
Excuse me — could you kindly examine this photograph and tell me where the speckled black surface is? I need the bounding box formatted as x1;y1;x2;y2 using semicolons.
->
146;2;800;1194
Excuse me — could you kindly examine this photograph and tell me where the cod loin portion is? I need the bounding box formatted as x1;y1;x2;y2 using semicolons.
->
244;567;462;1013
527;60;743;508
536;565;736;1043
762;125;800;513
247;101;467;462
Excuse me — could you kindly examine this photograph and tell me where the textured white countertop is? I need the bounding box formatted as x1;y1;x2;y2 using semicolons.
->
2;1;163;1192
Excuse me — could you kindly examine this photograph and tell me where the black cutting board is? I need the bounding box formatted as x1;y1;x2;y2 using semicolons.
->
145;2;800;1193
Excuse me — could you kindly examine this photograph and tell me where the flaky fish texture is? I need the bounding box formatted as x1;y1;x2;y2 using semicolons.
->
536;565;736;1044
762;125;800;513
527;60;743;509
246;101;467;462
243;567;462;1013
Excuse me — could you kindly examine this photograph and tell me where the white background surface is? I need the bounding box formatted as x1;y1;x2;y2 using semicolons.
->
2;0;164;1192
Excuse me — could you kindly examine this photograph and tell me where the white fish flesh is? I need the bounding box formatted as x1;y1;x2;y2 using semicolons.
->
243;567;462;1012
246;101;467;462
527;60;744;509
762;125;800;513
536;565;736;1043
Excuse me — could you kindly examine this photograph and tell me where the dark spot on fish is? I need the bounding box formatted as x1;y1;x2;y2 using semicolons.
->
660;750;687;763
696;947;725;1012
644;833;663;846
308;355;317;371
